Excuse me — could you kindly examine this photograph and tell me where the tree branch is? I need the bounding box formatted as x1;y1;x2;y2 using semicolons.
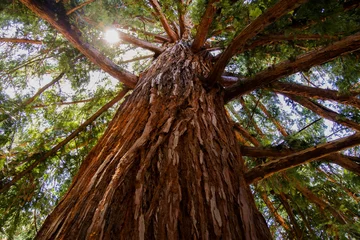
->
284;93;360;131
1;72;65;122
245;132;360;184
326;153;360;176
118;31;164;55
177;0;186;38
20;0;138;88
0;88;129;194
277;193;304;239
66;0;95;15
250;95;289;137
284;175;348;224
0;37;43;44
238;97;265;138
149;0;178;42
191;0;219;52
208;0;309;84
224;32;360;102
241;146;360;176
270;81;360;109
233;122;260;147
259;191;293;234
23;72;65;107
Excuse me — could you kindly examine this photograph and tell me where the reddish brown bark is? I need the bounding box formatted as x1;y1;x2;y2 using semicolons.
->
224;33;360;102
20;0;138;88
36;43;271;240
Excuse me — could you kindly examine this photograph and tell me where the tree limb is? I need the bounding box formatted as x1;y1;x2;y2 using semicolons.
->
241;146;360;176
0;88;129;194
191;0;219;52
0;37;43;44
177;0;186;38
118;31;164;55
249;95;289;137
245;132;360;184
208;0;309;84
1;72;65;122
20;0;138;88
284;93;360;131
271;81;360;109
224;32;360;102
66;0;95;15
149;0;178;42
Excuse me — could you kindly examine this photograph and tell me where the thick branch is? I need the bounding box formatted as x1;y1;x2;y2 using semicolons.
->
66;0;95;15
0;37;43;44
0;89;129;194
149;0;178;42
285;94;360;131
224;32;360;102
271;82;360;109
191;0;219;52
118;31;164;55
326;153;360;176
241;146;360;175
209;0;309;84
20;0;138;88
245;132;360;184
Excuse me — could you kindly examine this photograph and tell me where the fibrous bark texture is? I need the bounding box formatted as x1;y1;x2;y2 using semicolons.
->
36;42;271;239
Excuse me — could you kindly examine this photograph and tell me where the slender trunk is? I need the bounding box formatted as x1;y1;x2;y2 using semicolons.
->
36;42;271;239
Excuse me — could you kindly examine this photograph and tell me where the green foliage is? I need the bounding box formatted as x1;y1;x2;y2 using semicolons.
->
1;0;359;238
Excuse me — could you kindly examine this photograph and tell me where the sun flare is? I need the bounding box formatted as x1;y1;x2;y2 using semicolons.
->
104;29;120;44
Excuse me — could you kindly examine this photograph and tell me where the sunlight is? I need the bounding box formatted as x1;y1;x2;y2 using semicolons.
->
104;29;120;44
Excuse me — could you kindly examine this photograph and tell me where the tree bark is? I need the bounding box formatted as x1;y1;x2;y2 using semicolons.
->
36;42;271;239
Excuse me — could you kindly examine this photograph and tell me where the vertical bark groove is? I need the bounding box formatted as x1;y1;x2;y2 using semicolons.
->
37;42;271;239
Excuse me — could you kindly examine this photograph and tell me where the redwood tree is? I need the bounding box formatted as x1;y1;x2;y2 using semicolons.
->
1;0;360;239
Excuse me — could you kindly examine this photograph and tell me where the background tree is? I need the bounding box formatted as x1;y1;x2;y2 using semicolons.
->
0;0;359;239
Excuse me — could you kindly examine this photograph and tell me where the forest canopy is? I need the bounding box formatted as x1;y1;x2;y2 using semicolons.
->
0;0;360;239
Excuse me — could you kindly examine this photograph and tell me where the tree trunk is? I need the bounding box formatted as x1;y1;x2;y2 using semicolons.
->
36;42;271;239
